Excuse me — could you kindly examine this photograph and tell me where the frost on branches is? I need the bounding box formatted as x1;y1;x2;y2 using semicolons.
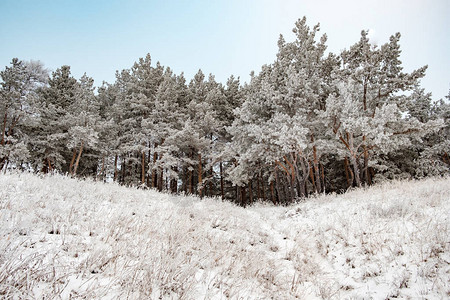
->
0;17;448;204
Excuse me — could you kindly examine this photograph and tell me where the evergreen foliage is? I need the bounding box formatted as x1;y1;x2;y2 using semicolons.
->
1;17;447;204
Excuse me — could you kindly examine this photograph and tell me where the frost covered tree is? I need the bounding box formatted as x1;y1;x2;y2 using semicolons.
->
183;70;222;197
228;67;281;203
0;58;48;170
228;17;335;203
273;17;339;194
99;72;129;182
323;31;437;186
130;55;164;186
95;81;118;180
111;54;164;185
29;65;78;173
66;74;101;176
432;93;450;170
202;75;229;197
111;68;143;185
142;68;185;191
214;75;244;199
407;89;449;177
2;15;447;202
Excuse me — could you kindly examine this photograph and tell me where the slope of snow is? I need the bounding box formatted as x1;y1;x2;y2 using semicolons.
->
0;172;449;299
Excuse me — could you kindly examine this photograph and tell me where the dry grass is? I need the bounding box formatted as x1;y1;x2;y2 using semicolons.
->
0;172;449;299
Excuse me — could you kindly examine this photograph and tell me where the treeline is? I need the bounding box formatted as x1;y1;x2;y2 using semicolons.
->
1;17;449;205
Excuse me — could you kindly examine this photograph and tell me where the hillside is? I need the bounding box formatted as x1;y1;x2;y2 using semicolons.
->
0;172;449;299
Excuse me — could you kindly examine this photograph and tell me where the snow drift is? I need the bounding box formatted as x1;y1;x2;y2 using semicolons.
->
0;172;449;299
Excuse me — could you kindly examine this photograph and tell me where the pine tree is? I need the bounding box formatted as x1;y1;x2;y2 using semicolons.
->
0;58;48;170
95;81;116;180
110;55;164;185
323;31;429;186
66;74;101;176
2;16;447;201
211;75;243;199
228;17;335;202
29;65;78;173
142;68;184;191
412;90;449;177
184;70;222;197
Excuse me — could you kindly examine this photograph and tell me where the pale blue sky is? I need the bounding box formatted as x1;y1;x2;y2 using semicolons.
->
1;0;448;100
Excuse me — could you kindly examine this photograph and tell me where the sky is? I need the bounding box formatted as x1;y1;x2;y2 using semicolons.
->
1;0;449;100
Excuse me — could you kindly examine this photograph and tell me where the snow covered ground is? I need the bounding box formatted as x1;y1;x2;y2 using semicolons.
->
0;172;449;299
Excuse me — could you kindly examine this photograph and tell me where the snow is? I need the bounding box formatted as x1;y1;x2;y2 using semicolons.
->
1;172;449;299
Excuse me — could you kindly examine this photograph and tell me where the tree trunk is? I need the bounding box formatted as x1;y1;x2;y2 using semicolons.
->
188;169;193;194
3;159;9;174
296;175;303;198
170;167;178;193
370;167;375;182
257;175;261;200
198;153;203;198
344;157;351;188
311;135;322;193
73;141;84;176
1;111;7;146
0;158;6;171
362;79;371;186
182;167;187;194
363;136;371;186
0;111;9;171
241;186;247;207
165;171;168;190
284;172;293;203
140;151;144;185
347;133;360;187
349;163;354;188
275;170;282;203
127;158;131;185
350;155;361;187
290;174;296;203
236;186;241;205
320;163;325;193
248;179;253;204
113;154;118;182
69;148;77;174
147;148;151;186
209;165;214;197
151;143;158;188
309;163;316;192
47;157;53;173
158;168;163;191
363;80;367;111
219;162;224;200
261;174;266;201
270;181;276;205
287;153;297;202
299;157;308;197
121;156;126;184
98;155;106;180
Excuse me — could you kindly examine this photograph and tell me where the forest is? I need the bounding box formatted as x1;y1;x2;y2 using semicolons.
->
1;17;449;205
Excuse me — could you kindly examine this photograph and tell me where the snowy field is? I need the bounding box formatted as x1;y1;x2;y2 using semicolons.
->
0;172;449;299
